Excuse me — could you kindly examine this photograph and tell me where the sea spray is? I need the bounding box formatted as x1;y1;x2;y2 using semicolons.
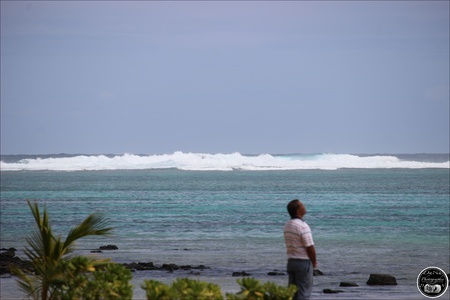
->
1;152;448;171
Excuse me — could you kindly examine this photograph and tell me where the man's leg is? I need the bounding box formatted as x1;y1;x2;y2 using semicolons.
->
287;260;313;300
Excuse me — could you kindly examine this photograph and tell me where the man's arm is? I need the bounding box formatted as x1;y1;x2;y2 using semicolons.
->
306;245;317;268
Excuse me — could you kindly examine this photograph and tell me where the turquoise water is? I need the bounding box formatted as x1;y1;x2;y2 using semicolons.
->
1;168;449;299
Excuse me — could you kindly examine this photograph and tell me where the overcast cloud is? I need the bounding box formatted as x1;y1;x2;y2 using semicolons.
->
1;1;449;155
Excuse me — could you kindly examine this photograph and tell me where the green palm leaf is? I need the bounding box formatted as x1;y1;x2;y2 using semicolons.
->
63;213;112;252
15;200;114;300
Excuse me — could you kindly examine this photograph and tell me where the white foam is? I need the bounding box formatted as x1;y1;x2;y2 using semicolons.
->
1;152;448;171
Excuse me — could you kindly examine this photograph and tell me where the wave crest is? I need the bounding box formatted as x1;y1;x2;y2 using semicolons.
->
1;152;448;171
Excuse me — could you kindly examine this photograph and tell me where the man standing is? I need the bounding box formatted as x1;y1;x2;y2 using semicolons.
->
283;199;317;300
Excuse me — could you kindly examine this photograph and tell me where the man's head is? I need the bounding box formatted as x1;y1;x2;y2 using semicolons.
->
287;199;307;218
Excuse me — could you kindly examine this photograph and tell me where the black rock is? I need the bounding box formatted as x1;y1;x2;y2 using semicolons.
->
183;264;209;270
268;269;285;276
123;262;158;271
340;282;359;287
194;265;209;270
122;262;210;272
0;249;16;260
162;263;179;271
232;271;251;277
366;274;397;285
323;289;344;294
0;248;34;275
0;248;17;252
99;245;118;250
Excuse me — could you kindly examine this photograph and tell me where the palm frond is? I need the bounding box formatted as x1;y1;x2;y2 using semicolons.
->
12;266;41;300
27;200;42;229
63;213;113;251
19;200;116;300
26;200;57;257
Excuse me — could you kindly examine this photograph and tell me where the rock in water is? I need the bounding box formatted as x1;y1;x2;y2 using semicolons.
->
0;248;34;275
268;271;285;276
366;274;397;285
232;271;251;277
323;289;344;294
99;245;118;250
340;282;359;287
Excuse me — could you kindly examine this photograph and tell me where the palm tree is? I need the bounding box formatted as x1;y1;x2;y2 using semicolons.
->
14;200;113;300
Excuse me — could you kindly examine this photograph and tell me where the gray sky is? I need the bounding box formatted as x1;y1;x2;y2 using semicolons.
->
1;1;449;155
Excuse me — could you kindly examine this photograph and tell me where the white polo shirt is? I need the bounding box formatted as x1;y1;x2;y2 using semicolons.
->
283;218;314;260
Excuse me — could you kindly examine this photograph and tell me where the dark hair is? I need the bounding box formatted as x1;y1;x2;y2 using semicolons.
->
287;199;301;218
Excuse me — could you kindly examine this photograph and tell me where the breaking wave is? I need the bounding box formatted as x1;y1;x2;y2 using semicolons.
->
1;152;448;171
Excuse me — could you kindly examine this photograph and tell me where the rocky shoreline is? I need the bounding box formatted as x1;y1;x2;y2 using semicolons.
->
0;247;286;278
0;248;34;275
1;246;404;295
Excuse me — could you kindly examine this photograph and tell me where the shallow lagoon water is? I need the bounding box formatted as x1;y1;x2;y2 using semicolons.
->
1;165;449;299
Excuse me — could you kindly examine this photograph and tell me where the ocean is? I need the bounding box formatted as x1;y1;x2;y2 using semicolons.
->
1;153;449;299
